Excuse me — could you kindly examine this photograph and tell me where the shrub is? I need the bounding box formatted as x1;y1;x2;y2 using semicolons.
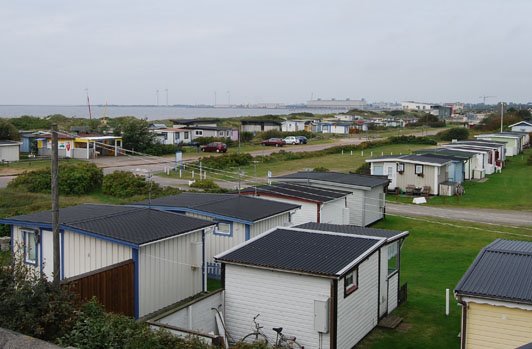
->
437;127;470;141
0;119;20;140
8;162;103;195
0;252;78;341
102;171;159;198
201;153;253;169
59;300;212;349
193;136;235;147
190;179;222;191
388;136;437;145
145;143;182;156
353;162;371;175
240;131;254;143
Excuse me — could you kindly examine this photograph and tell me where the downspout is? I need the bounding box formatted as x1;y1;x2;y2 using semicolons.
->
457;297;467;349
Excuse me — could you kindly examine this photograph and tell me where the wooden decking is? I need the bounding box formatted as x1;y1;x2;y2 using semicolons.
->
378;314;403;329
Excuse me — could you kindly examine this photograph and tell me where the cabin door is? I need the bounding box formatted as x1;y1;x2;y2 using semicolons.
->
386;165;396;188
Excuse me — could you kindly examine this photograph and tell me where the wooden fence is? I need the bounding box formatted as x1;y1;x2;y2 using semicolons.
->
61;259;134;317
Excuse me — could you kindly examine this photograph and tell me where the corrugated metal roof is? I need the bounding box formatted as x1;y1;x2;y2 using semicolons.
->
295;222;406;241
134;193;300;222
275;172;389;188
455;239;532;304
2;204;214;245
216;228;382;277
240;183;350;203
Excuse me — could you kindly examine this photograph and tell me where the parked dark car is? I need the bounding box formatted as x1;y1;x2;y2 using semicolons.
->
296;136;308;144
201;142;227;153
261;138;286;147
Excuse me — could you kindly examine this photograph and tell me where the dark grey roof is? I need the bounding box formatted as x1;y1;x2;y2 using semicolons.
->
415;148;474;159
453;141;506;148
455;239;532;305
1;204;214;245
240;183;350;203
182;126;232;131
366;154;451;165
295;222;407;242
134;193;299;222
0;140;21;146
216;228;382;277
275;171;389;188
443;146;490;153
172;118;219;125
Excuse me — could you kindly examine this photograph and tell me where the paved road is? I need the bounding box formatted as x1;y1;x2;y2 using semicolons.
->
387;202;532;227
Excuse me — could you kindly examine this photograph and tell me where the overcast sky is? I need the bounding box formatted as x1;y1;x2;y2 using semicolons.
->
1;1;530;105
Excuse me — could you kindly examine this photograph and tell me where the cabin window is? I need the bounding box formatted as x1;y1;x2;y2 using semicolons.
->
415;164;423;175
160;132;168;140
24;230;38;265
397;163;405;173
184;132;189;139
218;131;224;137
388;242;398;275
195;130;203;136
344;269;358;296
215;222;232;236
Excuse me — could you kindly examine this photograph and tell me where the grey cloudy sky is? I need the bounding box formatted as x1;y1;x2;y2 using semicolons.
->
1;0;530;105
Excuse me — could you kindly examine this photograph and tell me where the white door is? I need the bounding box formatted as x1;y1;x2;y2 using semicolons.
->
386;165;396;188
41;230;61;281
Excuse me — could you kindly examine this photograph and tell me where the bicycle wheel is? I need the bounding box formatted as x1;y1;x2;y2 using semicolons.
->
288;339;303;349
240;333;269;345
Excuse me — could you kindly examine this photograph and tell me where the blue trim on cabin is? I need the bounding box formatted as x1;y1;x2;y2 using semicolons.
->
0;220;139;249
245;225;251;241
21;229;38;267
39;228;44;275
132;205;255;225
132;248;139;319
213;220;233;237
60;229;64;280
202;229;206;292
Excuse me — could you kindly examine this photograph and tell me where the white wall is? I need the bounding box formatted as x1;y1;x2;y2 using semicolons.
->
62;230;132;278
387;273;399;313
250;213;291;239
320;197;346;224
365;186;385;226
139;229;203;317
336;252;379;349
224;264;331;349
0;145;20;162
251;195;317;226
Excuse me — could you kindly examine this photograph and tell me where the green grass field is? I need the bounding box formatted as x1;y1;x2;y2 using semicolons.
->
389;149;532;211
358;215;532;349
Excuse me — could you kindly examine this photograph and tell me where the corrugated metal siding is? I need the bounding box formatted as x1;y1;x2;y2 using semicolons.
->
365;186;385;226
379;247;388;317
254;196;316;226
466;302;532;349
139;229;203;317
249;213;291;239
0;145;19;161
63;230;131;278
320;197;345;224
347;192;364;226
337;252;379;349
387;273;399;313
224;264;331;349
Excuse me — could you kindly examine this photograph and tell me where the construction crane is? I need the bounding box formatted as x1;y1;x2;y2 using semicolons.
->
479;96;496;104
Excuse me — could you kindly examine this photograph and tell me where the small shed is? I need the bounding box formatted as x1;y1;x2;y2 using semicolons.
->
216;225;408;348
274;172;389;226
132;193;300;278
455;239;532;349
509;120;532;133
1;204;216;318
0;140;22;162
240;183;351;225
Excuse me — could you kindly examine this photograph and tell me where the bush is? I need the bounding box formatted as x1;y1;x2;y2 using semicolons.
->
59;300;212;349
190;179;222;192
193;136;235;147
388;135;437;145
0;253;78;341
437;127;470;141
102;171;159;198
0;119;20;140
352;162;371;175
201;153;253;169
240;131;254;143
145;143;182;156
8;162;103;195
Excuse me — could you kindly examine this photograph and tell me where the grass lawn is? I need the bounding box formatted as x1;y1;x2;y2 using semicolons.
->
388;148;532;211
0;158;84;175
358;215;532;349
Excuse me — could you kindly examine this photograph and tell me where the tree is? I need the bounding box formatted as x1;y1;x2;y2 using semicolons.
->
437;127;470;141
0;119;20;140
115;118;155;152
9;115;52;130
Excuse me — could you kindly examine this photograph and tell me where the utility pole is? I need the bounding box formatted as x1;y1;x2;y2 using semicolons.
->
51;124;60;286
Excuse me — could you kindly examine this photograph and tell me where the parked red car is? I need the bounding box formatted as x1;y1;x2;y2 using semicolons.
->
201;142;227;153
261;138;286;147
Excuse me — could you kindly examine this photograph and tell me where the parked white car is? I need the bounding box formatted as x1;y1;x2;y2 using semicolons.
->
283;136;299;145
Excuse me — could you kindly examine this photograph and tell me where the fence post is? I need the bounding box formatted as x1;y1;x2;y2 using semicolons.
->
445;288;450;316
192;170;195;178
361;151;364;157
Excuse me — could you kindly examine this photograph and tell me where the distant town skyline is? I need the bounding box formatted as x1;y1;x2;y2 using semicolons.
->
1;1;531;105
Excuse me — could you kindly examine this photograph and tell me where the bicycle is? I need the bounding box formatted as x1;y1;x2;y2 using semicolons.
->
272;327;304;349
240;314;269;345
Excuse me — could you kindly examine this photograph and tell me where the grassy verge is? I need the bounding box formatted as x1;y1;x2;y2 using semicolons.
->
388;149;532;211
0;158;84;175
358;215;532;349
